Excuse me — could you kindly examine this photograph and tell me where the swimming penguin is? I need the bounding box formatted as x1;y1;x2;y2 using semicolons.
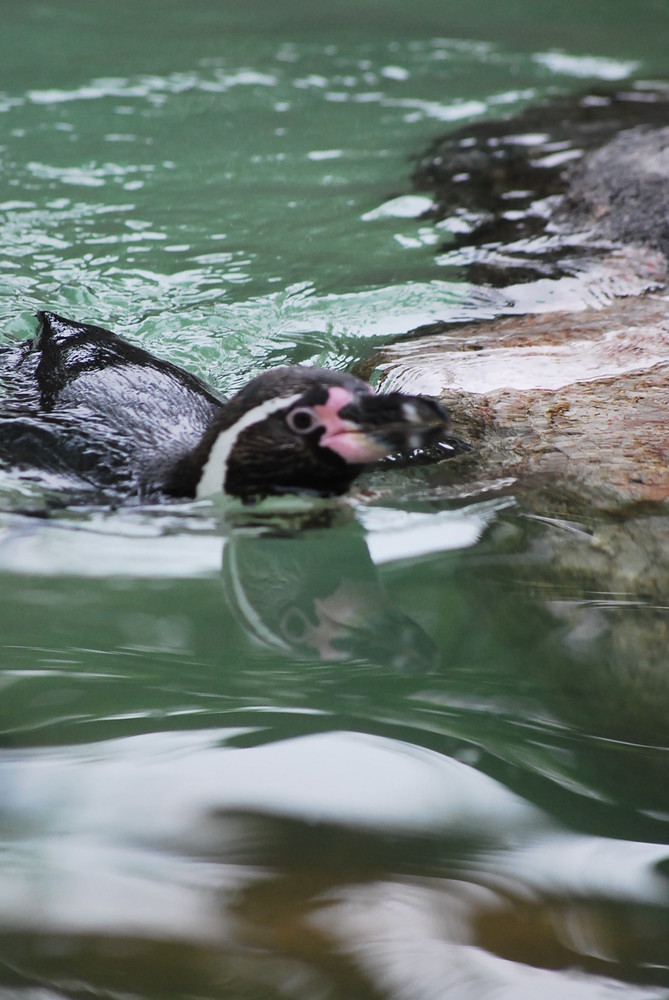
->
0;311;451;503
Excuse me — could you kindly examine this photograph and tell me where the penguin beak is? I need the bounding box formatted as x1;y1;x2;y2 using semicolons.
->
315;388;451;465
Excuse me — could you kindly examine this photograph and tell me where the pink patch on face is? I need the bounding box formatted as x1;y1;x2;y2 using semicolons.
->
312;386;391;464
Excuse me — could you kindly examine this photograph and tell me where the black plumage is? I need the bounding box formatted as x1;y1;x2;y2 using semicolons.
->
0;312;451;503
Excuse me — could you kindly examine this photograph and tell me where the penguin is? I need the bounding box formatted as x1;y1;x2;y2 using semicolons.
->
0;311;452;503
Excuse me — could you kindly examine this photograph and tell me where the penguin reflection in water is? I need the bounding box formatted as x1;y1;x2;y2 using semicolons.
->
223;523;437;672
0;312;452;504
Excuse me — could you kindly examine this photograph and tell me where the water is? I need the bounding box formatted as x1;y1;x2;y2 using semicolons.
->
1;2;669;997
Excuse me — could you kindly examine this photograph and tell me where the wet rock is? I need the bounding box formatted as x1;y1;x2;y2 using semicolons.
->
379;294;669;510
558;125;669;254
376;86;669;514
413;83;669;284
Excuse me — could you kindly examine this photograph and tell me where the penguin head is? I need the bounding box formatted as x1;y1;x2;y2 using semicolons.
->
195;366;451;501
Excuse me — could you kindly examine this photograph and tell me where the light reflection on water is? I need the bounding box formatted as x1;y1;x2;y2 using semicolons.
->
0;728;667;999
1;0;669;996
0;497;667;998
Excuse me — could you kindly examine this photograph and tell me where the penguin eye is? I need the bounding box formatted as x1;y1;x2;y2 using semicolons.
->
286;407;319;434
280;606;309;642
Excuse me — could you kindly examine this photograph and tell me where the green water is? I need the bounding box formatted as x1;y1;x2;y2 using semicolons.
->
1;2;669;997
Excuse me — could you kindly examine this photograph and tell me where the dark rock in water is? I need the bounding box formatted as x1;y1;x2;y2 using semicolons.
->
557;125;669;255
413;84;669;284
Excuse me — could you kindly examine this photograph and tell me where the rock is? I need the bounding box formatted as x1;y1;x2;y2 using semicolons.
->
412;84;669;285
558;125;669;254
378;294;669;509
376;86;669;513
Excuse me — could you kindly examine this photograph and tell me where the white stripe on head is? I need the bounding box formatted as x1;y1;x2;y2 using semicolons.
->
196;392;302;498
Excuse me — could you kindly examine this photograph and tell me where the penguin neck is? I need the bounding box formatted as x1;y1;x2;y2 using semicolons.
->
195;391;302;498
